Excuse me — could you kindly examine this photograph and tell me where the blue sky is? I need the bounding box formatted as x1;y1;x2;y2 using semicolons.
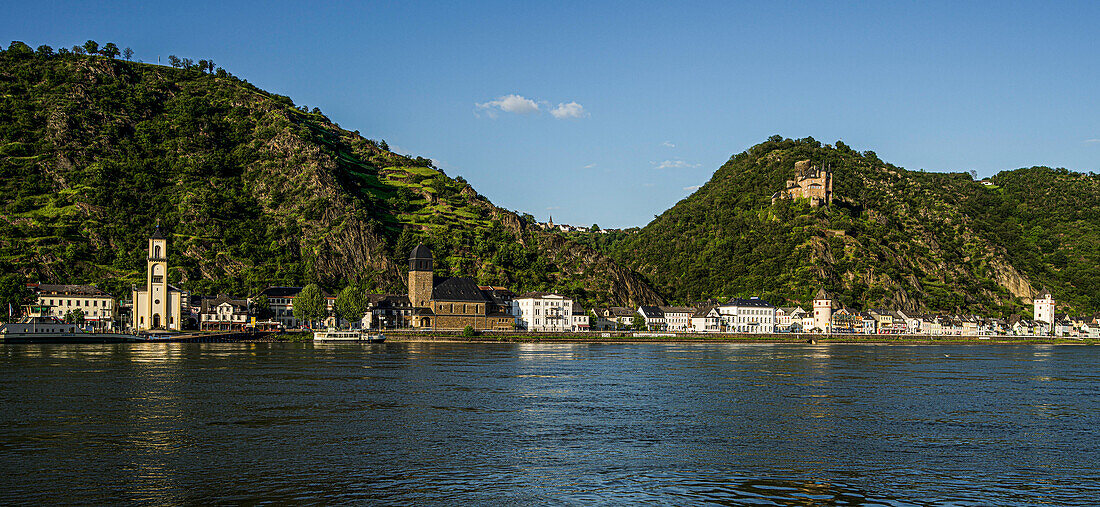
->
4;1;1098;227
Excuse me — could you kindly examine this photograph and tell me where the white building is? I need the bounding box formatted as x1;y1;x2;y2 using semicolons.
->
28;283;118;331
1033;289;1055;335
514;292;573;332
638;306;666;331
812;289;833;333
718;297;776;333
199;295;249;331
661;306;695;331
691;306;720;332
776;306;808;332
571;310;590;332
257;286;336;329
132;229;188;331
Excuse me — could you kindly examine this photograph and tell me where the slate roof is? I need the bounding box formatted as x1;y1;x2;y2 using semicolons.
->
431;277;491;303
659;306;695;314
259;286;303;298
409;243;433;260
723;298;775;308
150;227;166;240
200;295;248;314
517;291;565;299
692;306;718;318
609;306;635;317
639;306;664;318
30;284;110;297
814;288;830;300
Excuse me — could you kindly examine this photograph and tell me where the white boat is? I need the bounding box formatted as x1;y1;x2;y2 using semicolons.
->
313;329;386;343
1;316;140;343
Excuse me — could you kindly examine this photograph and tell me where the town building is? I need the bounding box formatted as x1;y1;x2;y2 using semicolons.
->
775;306;808;332
407;245;515;331
362;294;413;329
198;295;249;331
515;292;574;332
132;229;188;331
1033;289;1055;335
718;297;776;333
27;283;118;331
691;306;720;332
638;306;666;331
812;289;833;333
571;310;590;332
255;286;337;329
660;306;695;331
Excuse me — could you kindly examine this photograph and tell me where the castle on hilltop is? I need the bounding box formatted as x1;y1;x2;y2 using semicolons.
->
773;159;833;207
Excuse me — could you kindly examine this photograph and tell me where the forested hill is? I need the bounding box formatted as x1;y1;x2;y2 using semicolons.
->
596;136;1100;316
0;41;663;307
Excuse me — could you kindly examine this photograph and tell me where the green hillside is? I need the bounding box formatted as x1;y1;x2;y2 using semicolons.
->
0;41;663;307
597;136;1100;316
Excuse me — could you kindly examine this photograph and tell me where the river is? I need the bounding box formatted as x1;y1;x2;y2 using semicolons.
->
1;342;1098;504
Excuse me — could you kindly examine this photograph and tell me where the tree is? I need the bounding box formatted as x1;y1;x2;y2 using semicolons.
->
64;308;86;324
168;55;181;68
6;41;33;57
588;310;599;329
82;40;99;55
334;285;367;325
35;45;54;57
462;325;477;337
101;42;120;59
180;58;194;70
631;311;647;330
123;47;133;61
251;294;273;320
590;224;600;232
71;46;84;55
0;274;33;323
292;284;326;328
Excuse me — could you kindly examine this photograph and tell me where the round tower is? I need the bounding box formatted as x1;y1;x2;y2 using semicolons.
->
408;244;434;308
813;288;833;333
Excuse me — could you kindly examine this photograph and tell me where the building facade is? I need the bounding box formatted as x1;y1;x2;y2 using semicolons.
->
407;245;515;331
515;292;574;332
718;297;776;333
28;283;118;331
199;295;249;331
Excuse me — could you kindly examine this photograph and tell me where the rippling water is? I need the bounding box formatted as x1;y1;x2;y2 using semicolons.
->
1;342;1098;504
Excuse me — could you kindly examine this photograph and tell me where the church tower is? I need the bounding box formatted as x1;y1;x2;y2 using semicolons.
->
408;244;434;308
146;228;169;329
813;288;833;333
1033;289;1055;334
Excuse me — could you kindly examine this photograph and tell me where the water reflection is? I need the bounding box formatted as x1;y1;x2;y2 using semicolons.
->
1;342;1099;504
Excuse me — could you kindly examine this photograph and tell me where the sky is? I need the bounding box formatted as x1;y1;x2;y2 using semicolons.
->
4;1;1099;228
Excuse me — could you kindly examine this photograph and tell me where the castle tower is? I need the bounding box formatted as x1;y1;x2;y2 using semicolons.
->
813;288;833;333
1033;289;1055;332
408;244;434;308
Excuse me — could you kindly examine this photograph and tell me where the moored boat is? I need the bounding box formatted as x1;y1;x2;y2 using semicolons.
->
0;316;142;344
313;329;386;343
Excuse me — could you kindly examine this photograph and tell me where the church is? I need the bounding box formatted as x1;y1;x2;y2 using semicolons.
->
407;244;516;331
131;228;188;331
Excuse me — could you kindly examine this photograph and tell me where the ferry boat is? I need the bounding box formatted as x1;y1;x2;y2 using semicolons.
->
312;328;386;343
0;316;141;344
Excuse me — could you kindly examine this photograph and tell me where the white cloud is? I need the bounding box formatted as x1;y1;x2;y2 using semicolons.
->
662;141;676;148
476;94;540;118
550;101;588;119
683;185;701;191
653;159;700;170
643;183;655;187
583;163;597;169
1085;138;1100;143
546;206;561;210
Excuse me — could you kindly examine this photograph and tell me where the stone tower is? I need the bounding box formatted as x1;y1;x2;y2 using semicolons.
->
408;244;434;308
1033;289;1055;329
813;288;833;333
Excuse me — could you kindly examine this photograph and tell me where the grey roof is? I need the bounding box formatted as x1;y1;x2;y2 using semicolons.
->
259;286;303;298
150;227;166;240
723;298;775;308
639;306;664;318
692;306;717;318
609;306;635;317
814;288;830;300
200;295;248;314
409;244;433;261
31;284;110;297
517;291;565;299
658;306;695;314
431;277;491;303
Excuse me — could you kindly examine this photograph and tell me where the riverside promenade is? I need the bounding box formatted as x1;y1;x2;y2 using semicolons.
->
379;330;1087;344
